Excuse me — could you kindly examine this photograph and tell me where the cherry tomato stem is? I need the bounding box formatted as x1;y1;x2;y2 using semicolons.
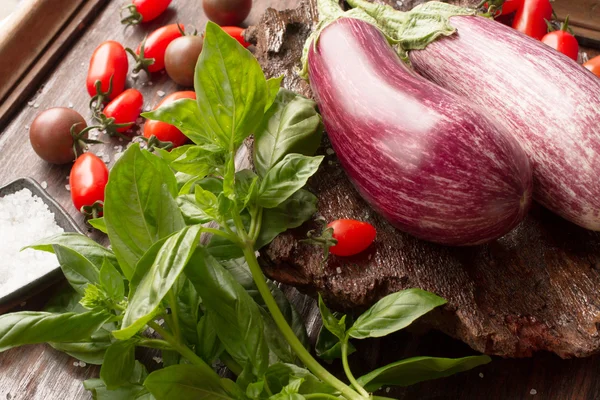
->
97;89;144;136
129;24;184;74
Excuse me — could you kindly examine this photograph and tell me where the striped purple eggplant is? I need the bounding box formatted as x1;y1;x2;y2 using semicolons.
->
346;0;600;231
306;17;532;246
407;16;600;230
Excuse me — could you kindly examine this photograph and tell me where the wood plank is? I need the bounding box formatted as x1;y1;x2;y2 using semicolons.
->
0;0;109;128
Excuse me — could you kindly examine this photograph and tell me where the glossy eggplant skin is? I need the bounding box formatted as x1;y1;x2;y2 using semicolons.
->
410;16;600;231
307;18;532;246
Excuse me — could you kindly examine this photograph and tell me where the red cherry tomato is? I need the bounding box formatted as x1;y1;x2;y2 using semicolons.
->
485;0;523;16
327;219;376;257
144;91;196;148
512;0;553;40
87;41;128;101
136;24;184;72
542;25;579;61
221;26;251;48
70;153;109;213
584;55;600;78
102;89;144;133
122;0;171;25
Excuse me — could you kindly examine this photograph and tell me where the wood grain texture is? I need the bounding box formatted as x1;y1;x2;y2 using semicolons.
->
0;0;600;399
553;0;600;46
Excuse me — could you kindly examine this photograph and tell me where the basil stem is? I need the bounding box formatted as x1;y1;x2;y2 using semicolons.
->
342;338;369;398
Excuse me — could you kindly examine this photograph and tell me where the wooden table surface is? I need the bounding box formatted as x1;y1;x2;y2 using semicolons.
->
1;1;600;399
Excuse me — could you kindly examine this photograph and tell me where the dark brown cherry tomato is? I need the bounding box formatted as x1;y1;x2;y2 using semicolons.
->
101;89;144;134
584;55;600;78
121;0;172;25
203;0;252;26
541;18;579;61
70;153;109;215
512;0;553;40
165;36;204;86
144;91;196;148
87;41;128;101
29;108;88;164
221;26;251;48
327;219;376;257
132;24;183;73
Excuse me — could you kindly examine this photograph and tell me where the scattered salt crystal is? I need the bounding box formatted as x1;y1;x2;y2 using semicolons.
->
143;106;151;112
336;267;342;274
157;318;165;325
148;81;153;86
40;181;47;189
119;137;124;142
68;102;74;109
255;250;260;257
73;361;79;367
157;90;165;97
114;145;123;152
25;126;29;131
152;356;162;364
148;327;155;335
96;151;104;158
65;184;71;192
27;101;34;107
33;103;39;109
479;373;484;378
136;117;143;124
385;388;391;393
80;361;86;367
325;148;335;155
0;189;64;297
114;152;124;161
530;389;537;395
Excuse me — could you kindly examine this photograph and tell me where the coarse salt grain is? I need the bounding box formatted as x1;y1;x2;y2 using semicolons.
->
0;189;64;297
41;181;47;189
530;389;537;395
65;184;71;191
157;90;165;97
479;373;484;378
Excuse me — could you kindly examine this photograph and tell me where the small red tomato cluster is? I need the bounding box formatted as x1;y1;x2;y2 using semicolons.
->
29;0;254;219
486;0;580;61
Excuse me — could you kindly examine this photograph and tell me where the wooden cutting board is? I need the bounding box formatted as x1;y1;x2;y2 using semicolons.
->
247;0;600;359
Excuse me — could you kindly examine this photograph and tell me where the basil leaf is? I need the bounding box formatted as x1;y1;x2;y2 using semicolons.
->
144;364;232;400
196;313;224;363
89;217;108;233
142;98;215;146
185;249;269;380
315;320;356;361
260;308;295;364
177;279;202;346
195;185;221;222
256;189;317;250
44;286;85;313
29;233;118;294
246;380;265;400
317;294;346;341
234;170;259;212
100;257;125;301
84;381;152;400
114;225;202;340
156;145;219;177
220;378;248;400
105;144;184;279
356;355;492;391
265;76;283;112
100;339;138;390
268;283;309;355
49;324;113;365
208;190;317;261
264;363;337;395
254;89;323;178
223;156;236;200
270;377;305;400
258;154;323;209
347;288;446;339
195;22;268;152
0;310;110;352
177;195;214;225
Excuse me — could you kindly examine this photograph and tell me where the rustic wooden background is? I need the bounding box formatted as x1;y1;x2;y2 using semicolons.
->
0;0;599;399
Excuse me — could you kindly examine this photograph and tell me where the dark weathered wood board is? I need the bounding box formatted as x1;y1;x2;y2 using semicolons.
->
0;0;600;399
252;0;600;360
